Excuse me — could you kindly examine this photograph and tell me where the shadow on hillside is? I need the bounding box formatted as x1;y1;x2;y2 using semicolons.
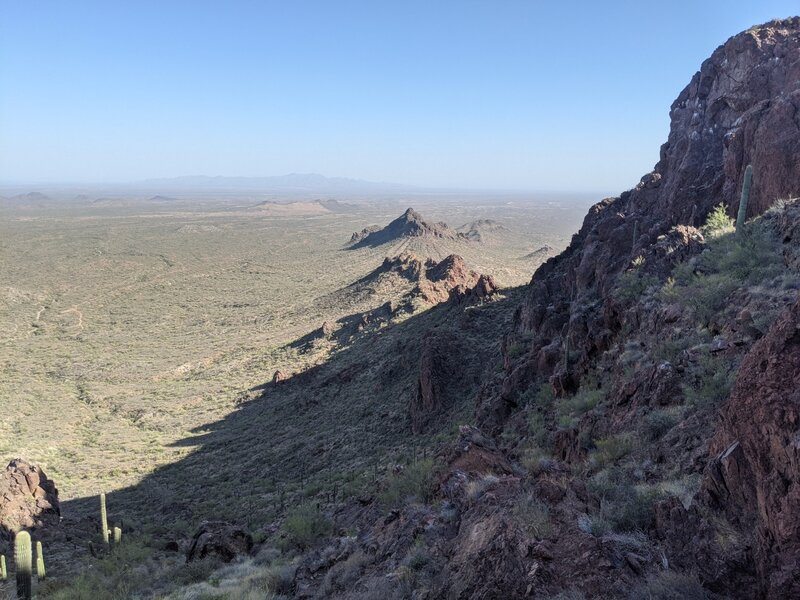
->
58;289;522;538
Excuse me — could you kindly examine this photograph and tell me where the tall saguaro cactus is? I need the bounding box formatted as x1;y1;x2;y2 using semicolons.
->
1;554;7;581
100;492;110;545
736;164;753;235
14;531;32;600
35;541;45;581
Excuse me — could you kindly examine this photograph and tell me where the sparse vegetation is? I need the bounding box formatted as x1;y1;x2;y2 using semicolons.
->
513;492;553;538
379;459;435;507
279;503;333;551
591;433;634;468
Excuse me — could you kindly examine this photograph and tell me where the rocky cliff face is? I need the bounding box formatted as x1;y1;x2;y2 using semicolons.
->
483;18;800;429
704;297;800;598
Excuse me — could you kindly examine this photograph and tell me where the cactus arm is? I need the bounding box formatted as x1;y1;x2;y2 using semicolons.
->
35;541;45;581
736;165;753;235
101;493;110;545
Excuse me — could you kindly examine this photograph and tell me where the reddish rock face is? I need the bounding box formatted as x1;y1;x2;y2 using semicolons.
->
483;18;800;428
0;459;60;541
704;297;800;599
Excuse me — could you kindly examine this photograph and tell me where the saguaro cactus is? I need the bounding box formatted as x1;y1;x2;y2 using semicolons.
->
1;554;6;581
15;531;32;600
101;492;110;545
35;541;45;581
113;526;122;545
736;164;753;235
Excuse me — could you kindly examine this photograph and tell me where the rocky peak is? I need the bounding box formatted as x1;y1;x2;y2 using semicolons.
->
348;208;467;248
501;18;800;411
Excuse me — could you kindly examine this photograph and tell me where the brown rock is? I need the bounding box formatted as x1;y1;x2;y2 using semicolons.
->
186;521;253;563
272;370;288;383
0;459;60;541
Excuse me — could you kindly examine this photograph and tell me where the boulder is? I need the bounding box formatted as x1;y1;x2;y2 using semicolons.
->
186;521;253;563
0;459;60;541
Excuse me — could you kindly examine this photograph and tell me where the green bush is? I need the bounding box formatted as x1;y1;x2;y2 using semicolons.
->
702;203;734;237
556;387;604;418
379;459;434;507
613;271;659;304
681;353;735;409
279;503;333;550
643;409;679;441
671;219;783;326
591;433;634;467
587;468;662;533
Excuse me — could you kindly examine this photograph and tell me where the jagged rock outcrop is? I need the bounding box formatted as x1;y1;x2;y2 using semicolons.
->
417;254;481;304
702;297;800;599
0;459;60;540
411;332;465;433
483;18;800;430
348;208;466;249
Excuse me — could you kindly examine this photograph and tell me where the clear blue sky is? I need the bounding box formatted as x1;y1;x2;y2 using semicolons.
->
1;1;797;193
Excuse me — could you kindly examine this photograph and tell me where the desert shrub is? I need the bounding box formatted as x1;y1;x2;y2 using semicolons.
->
626;570;707;600
591;433;634;468
670;219;783;325
321;550;369;595
279;503;333;550
519;382;554;409
643;408;679;441
614;271;659;304
520;446;555;476
652;329;709;363
659;475;702;509
527;410;552;448
402;538;432;572
465;474;499;501
587;468;662;533
686;273;739;325
702;203;734;237
681;353;735;409
556;387;604;418
609;485;661;532
379;458;434;507
513;493;552;538
558;413;579;429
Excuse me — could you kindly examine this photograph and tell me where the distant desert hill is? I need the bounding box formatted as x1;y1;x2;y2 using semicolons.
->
349;208;467;249
0;192;53;208
521;244;555;260
248;200;332;216
457;218;509;242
